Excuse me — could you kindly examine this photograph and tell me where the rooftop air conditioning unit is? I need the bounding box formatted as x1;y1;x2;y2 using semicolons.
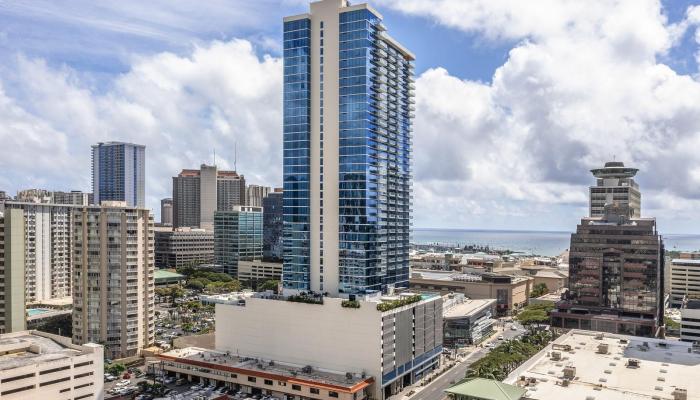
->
597;343;609;354
626;359;640;368
673;388;688;400
551;351;561;361
563;366;576;379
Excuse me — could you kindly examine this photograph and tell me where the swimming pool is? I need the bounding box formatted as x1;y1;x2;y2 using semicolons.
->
27;308;53;317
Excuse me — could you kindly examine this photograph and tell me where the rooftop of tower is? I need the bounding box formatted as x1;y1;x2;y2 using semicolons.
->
590;161;639;178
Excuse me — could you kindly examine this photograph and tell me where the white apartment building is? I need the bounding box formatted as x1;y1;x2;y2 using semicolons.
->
72;202;155;359
670;257;700;307
0;330;103;400
213;292;443;400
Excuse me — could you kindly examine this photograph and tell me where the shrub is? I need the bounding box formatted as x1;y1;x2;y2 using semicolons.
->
287;293;324;305
376;294;422;312
341;300;361;308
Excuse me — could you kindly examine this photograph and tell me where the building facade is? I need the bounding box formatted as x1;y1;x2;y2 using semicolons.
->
589;161;641;218
214;206;263;276
282;0;414;295
0;330;103;400
442;296;496;347
172;165;246;230
71;202;155;359
51;191;93;206
214;293;442;400
154;228;214;269
246;185;271;207
0;210;27;334
551;204;664;337
237;260;283;288
160;198;173;226
680;299;700;344
92;142;146;208
262;190;283;260
670;256;700;307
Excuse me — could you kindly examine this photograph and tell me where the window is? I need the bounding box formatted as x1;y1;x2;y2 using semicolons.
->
279;381;287;386
265;379;273;385
329;391;339;398
1;385;35;395
40;365;71;375
75;394;93;400
292;385;302;391
310;388;320;394
75;372;93;379
1;373;35;383
248;377;257;383
75;382;93;389
74;361;93;368
231;373;238;378
40;376;71;387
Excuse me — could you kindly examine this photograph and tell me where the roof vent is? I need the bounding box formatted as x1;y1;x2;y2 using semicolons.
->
626;359;640;368
597;343;609;354
563;366;576;379
551;351;561;361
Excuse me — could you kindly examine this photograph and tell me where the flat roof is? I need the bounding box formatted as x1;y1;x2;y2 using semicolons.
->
443;298;496;319
159;347;373;393
671;258;700;265
504;330;700;400
155;270;186;280
446;378;526;400
0;332;83;371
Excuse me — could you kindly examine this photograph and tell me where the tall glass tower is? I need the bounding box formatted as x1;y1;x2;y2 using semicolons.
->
282;0;414;295
92;141;146;208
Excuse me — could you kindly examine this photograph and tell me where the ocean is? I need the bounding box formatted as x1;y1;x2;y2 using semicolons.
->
412;228;700;257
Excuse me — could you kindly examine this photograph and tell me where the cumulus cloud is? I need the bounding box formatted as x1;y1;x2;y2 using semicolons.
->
0;40;281;210
373;0;700;231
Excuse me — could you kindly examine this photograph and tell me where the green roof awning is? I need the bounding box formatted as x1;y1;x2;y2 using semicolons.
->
155;269;186;280
445;378;526;400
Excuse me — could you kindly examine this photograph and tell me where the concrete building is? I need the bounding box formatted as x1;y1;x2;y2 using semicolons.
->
0;210;26;333
589;161;641;218
160;198;173;226
3;202;73;305
51;191;93;206
237;260;283;288
172;165;246;230
214;206;263;277
409;270;532;315
92;142;146;208
246;185;271;207
262;189;283;260
670;256;700;307
410;253;462;271
0;330;103;400
680;299;700;344
210;292;442;400
282;0;414;295
71;202;155;360
551;203;665;338
442;295;496;347
503;329;700;400
154;227;214;269
15;189;51;203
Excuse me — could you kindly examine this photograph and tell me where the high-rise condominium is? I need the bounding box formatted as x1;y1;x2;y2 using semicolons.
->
161;198;173;225
263;189;283;260
0;209;26;334
72;202;154;359
283;0;414;295
3;202;73;304
589;161;641;218
214;206;263;276
246;185;271;207
92;141;146;208
172;164;246;231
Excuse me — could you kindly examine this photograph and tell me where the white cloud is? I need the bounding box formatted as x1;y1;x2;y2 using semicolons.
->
0;40;282;212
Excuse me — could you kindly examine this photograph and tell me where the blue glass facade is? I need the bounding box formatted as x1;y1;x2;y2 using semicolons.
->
282;18;312;290
282;5;413;295
92;142;145;208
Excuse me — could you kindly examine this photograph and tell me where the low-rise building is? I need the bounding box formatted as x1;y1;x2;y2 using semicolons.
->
680;299;700;344
410;270;531;315
237;260;283;288
154;269;186;287
442;295;496;347
504;329;699;400
160;292;443;400
154;227;214;269
0;330;103;400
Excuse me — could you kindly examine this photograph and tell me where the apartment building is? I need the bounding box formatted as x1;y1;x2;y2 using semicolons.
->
214;206;263;276
92;142;146;208
160;198;173;226
670;255;700;307
245;185;271;207
0;330;103;400
71;202;155;359
262;190;283;260
154;227;214;269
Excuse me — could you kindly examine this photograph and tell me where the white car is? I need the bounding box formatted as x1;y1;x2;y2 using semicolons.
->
498;335;504;340
510;325;518;331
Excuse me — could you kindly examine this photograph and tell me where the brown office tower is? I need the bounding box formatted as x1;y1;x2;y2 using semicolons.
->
551;203;664;337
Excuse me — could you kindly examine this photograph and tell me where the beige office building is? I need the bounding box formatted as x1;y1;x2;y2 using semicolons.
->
409;270;532;315
670;254;700;307
0;330;103;400
72;202;155;359
237;260;283;287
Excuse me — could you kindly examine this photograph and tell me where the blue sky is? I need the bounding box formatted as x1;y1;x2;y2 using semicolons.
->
1;0;700;234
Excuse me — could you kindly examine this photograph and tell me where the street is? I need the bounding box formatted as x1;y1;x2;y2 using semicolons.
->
406;321;524;400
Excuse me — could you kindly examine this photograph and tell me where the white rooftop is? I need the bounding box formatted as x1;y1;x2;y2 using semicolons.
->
443;298;496;319
671;258;700;265
505;330;700;400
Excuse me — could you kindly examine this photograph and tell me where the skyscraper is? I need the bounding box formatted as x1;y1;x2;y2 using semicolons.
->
552;163;664;338
172;164;246;230
72;202;155;359
263;189;283;260
161;198;173;226
92;142;146;208
214;206;263;277
246;185;271;207
589;161;641;218
282;0;414;295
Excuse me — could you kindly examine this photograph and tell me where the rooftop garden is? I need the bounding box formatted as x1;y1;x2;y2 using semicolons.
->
376;294;422;312
287;292;324;305
341;300;361;308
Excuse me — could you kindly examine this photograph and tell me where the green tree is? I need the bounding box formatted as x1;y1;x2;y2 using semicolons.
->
187;279;206;291
258;280;280;293
529;283;549;298
106;363;126;376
